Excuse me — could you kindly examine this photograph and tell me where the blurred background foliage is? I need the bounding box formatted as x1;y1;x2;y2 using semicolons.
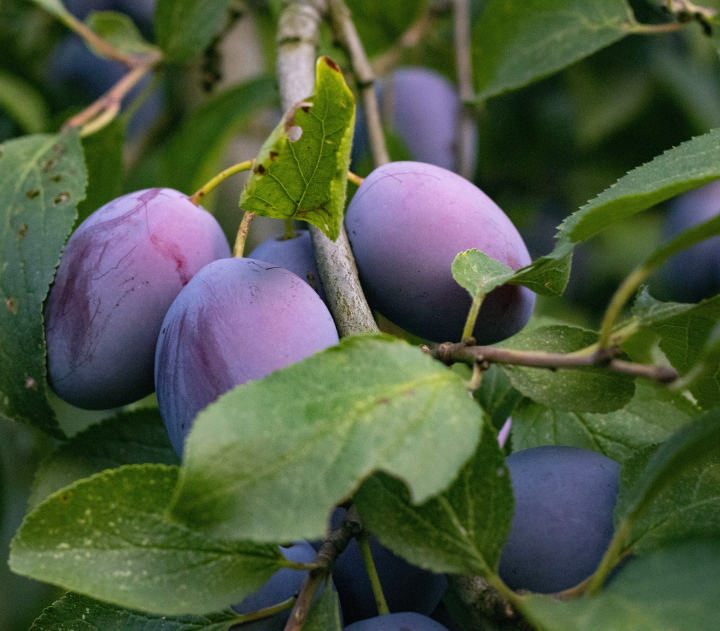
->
2;0;720;627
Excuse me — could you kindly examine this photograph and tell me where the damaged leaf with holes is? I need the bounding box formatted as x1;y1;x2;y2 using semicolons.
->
239;56;355;240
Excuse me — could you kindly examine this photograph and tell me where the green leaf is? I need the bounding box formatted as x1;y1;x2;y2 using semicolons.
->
353;422;512;576
520;541;720;631
303;586;343;631
29;592;240;631
85;11;158;57
511;380;697;465
29;408;180;509
76;117;125;227
452;249;514;301
0;131;87;439
509;248;573;296
614;409;720;531
556;128;720;252
630;286;696;327
169;335;483;543
27;0;73;21
499;325;635;413
239;57;355;240
472;0;635;102
10;464;285;615
474;364;523;431
0;70;49;134
126;76;278;195
618;445;720;554
154;0;229;63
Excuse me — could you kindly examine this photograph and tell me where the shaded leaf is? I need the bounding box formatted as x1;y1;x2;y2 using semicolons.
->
154;0;229;63
0;70;49;134
510;249;573;296
474;364;523;431
303;586;343;631
85;11;157;57
169;335;482;543
10;465;285;615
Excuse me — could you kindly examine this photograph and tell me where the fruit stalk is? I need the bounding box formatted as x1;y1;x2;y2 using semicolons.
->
276;0;378;336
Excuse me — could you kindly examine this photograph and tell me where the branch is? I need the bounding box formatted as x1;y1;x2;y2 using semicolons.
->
429;339;679;384
276;0;379;337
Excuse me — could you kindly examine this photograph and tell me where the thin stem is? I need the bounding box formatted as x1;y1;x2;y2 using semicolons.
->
462;294;484;341
328;0;390;166
235;596;297;624
233;212;255;258
597;266;650;351
585;519;633;596
58;10;139;66
357;533;390;615
453;0;476;180
624;21;684;35
284;219;296;240
464;361;483;391
189;159;255;206
347;170;365;187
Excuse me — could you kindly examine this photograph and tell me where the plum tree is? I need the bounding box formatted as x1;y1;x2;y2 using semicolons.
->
498;446;621;594
345;161;535;344
343;612;450;631
44;187;230;410
353;67;476;173
325;508;447;625
154;257;339;456
248;230;327;303
233;541;319;631
664;180;720;301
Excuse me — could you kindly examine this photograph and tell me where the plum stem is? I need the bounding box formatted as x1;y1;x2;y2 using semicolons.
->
328;0;390;166
189;159;255;206
234;595;297;625
357;532;391;616
284;219;296;240
347;170;365;187
596;266;650;351
233;212;255;258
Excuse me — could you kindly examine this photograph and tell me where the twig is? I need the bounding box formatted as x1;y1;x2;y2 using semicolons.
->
284;506;364;631
429;339;679;384
328;0;390;166
276;0;379;337
453;0;476;180
233;212;255;258
189;159;255;205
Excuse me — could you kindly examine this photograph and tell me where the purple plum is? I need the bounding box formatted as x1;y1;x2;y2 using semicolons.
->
154;257;339;456
248;230;327;303
498;446;620;594
45;188;230;410
345;161;535;344
344;612;450;631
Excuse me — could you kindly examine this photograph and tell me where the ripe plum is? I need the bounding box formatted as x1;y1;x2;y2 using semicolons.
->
343;612;450;631
345;161;535;344
45;188;230;409
498;446;620;593
154;257;339;456
248;230;327;303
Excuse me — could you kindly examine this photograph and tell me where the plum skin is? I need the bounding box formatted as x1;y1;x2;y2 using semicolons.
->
154;257;339;456
343;612;450;631
45;188;230;410
498;446;621;594
345;161;535;344
248;230;327;304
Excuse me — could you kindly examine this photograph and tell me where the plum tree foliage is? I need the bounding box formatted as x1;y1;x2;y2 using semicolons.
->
2;0;720;630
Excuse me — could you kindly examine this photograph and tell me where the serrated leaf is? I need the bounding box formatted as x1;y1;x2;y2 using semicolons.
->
499;325;635;413
614;410;720;532
29;408;180;509
303;587;342;631
10;464;285;615
126;76;278;195
472;0;635;103
85;11;158;57
511;380;697;465
154;0;229;63
556;127;720;252
353;422;512;576
617;445;720;554
239;57;355;240
29;592;240;631
0;131;87;439
169;335;482;543
520;541;720;631
452;249;514;300
510;248;573;296
0;70;49;134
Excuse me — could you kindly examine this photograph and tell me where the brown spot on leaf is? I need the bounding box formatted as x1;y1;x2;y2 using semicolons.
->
270;151;279;161
60;492;71;502
324;57;340;72
377;397;390;405
254;164;266;175
301;105;311;114
53;143;66;158
50;174;62;183
42;158;56;172
6;299;17;314
26;190;40;199
18;223;28;239
402;389;415;396
54;192;70;205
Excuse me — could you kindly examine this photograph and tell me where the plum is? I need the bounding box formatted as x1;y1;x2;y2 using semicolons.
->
45;188;230;410
248;230;327;303
353;67;477;173
498;446;620;594
664;180;720;301
345;161;535;344
343;612;450;631
233;541;317;631
325;508;447;625
154;257;339;456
